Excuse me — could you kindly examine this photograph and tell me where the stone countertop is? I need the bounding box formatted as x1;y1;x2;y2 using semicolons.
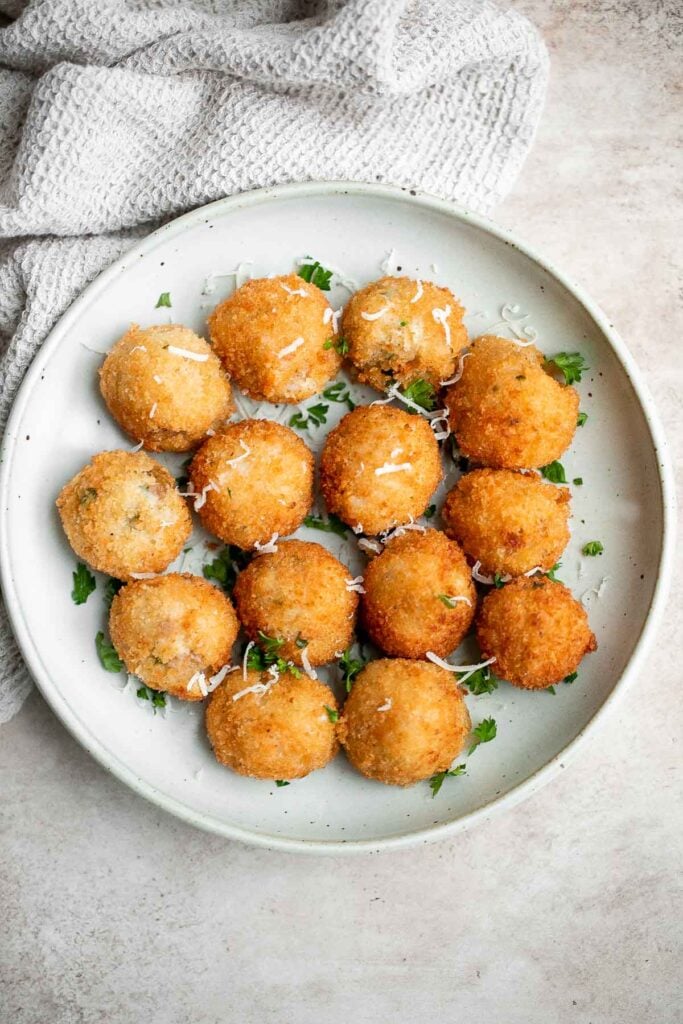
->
1;3;680;1022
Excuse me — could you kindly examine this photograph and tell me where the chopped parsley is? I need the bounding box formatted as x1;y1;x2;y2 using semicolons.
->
545;562;562;582
582;540;604;556
289;402;329;429
547;686;556;695
95;631;123;673
103;576;123;609
275;779;290;787
468;717;497;755
424;504;436;519
247;631;301;678
339;647;366;692
295;634;309;649
577;411;588;427
398;377;437;412
155;291;172;308
323;336;349;356
564;671;578;685
203;545;250;593
541;460;567;484
136;685;166;711
303;513;348;537
460;666;499;696
546;351;588;385
298;260;332;291
399;319;409;327
79;487;97;506
323;380;355;411
71;563;96;605
438;594;459;608
324;705;339;723
429;764;467;797
175;455;193;489
573;477;583;486
493;572;506;589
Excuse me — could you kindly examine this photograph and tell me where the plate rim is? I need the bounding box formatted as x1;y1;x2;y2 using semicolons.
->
0;180;676;855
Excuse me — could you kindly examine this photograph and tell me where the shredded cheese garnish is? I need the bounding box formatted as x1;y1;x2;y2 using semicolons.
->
377;698;393;712
232;677;277;702
432;306;452;349
208;664;239;690
426;652;497;679
129;345;147;354
380;248;398;274
375;462;412;476
254;533;279;555
224;439;251;467
130;572;156;579
443;595;473;607
358;537;382;555
471;561;511;585
410;279;423;303
130;440;144;453
361;306;389;322
379;518;426;543
187;671;208;697
277;336;305;358
168;346;209;362
523;566;544;577
430;412;450;442
202;260;254;295
280;283;308;297
346;576;366;594
582;576;610;605
149;402;157;419
153;374;163;384
440;350;472;386
194;480;218;511
352;523;364;535
242;642;254;681
301;649;317;680
390;446;403;459
486;303;538;345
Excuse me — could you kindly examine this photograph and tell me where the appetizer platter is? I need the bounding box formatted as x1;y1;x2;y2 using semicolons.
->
0;182;673;853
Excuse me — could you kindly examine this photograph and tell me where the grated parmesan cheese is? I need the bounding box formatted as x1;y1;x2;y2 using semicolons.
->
358;537;382;555
277;336;305;358
345;576;366;594
194;480;218;511
471;561;511;586
153;374;163;384
224;439;251;467
432;306;452;349
442;595;473;607
129;345;147;354
130;572;156;579
254;533;279;555
377;698;392;712
440;350;472;386
168;345;209;362
410;279;423;303
280;283;308;297
149;402;157;419
426;652;497;680
301;649;317;680
379;518;426;543
375;462;412;476
380;248;398;275
130;440;144;452
361;306;389;322
202;260;254;295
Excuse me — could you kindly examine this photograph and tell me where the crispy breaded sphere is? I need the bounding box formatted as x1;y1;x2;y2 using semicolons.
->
189;419;314;549
342;276;468;393
233;540;357;666
206;668;338;780
476;576;597;689
442;469;571;577
109;574;239;701
361;529;475;659
444;335;579;469
338;659;471;786
56;450;191;579
99;323;234;452
207;274;341;403
319;405;442;535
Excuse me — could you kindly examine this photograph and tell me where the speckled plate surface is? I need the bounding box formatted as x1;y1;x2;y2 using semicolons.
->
0;182;675;854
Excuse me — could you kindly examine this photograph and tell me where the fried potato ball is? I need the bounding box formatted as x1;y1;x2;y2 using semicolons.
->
338;659;471;786
361;529;475;659
205;668;338;780
56;450;191;579
233;540;357;666
109;574;239;701
341;276;468;393
444;335;580;469
189;419;314;549
442;469;571;577
99;323;234;452
476;576;597;689
319;405;442;535
207;274;341;403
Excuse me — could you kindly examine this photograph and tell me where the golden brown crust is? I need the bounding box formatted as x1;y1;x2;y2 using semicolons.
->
99;323;234;452
476;576;597;689
442;468;571;577
233;539;357;665
207;274;341;403
319;404;442;535
338;659;471;786
205;669;339;779
361;529;475;659
444;335;579;469
56;450;191;579
109;574;239;700
342;276;468;393
189;419;314;549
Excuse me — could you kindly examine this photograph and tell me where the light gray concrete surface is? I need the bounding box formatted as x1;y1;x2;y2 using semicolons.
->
1;3;681;1022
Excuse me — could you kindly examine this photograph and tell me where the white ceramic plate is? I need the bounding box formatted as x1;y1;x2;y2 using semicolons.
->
0;183;675;854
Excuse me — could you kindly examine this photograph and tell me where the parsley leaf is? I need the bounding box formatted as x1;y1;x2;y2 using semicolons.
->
155;291;172;308
582;540;604;556
103;577;123;610
429;764;466;797
468;717;497;755
323;380;356;411
541;461;567;484
295;634;309;649
493;572;506;589
289;402;329;429
577;411;588;427
546;351;588;385
71;563;96;605
247;632;301;678
438;594;458;608
564;671;578;685
545;562;562;582
136;685;166;712
573;477;583;486
323;336;349;356
398;378;437;412
460;667;499;696
324;705;339;723
424;504;436;519
95;631;123;673
547;685;556;695
303;513;348;538
339;646;366;692
203;546;250;593
276;779;290;787
298;260;332;291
